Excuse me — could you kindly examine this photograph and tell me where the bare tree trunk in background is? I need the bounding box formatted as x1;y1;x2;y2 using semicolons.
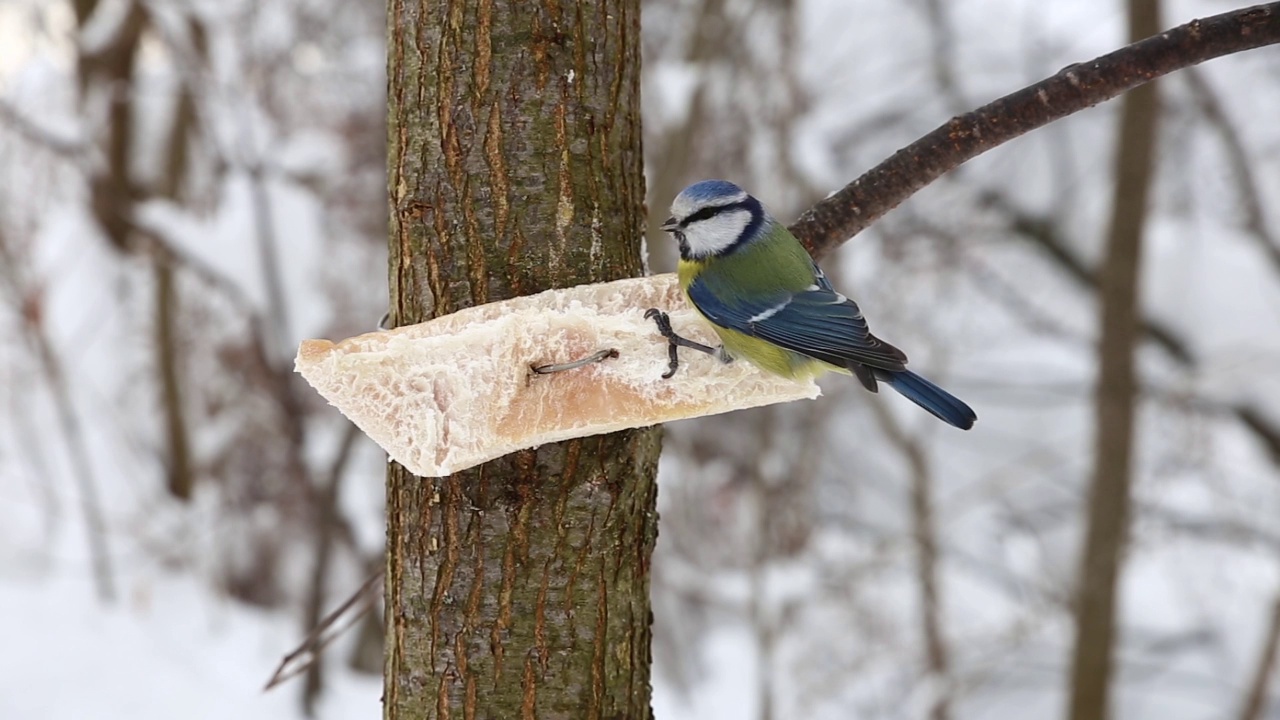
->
1238;595;1280;720
75;0;197;502
384;1;660;718
906;445;949;720
153;17;203;502
57;0;155;603
74;0;145;253
870;401;951;720
1067;2;1161;719
0;234;117;603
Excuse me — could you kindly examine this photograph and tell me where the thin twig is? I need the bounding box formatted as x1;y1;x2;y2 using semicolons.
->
301;421;364;715
265;570;384;692
0;100;89;160
1183;68;1280;276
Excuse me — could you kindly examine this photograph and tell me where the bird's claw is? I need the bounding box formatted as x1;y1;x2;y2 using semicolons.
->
645;308;682;378
644;308;723;377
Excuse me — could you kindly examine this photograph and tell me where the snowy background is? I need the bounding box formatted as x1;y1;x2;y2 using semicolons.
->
3;0;1280;718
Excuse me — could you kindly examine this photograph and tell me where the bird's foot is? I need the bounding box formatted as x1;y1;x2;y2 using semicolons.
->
644;308;720;378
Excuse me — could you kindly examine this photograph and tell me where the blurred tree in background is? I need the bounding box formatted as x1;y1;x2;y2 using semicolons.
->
1;0;390;713
2;1;1280;719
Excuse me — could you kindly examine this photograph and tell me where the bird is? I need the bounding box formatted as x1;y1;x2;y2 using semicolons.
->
645;179;976;430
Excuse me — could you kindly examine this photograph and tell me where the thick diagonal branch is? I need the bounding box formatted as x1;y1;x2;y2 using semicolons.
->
791;3;1280;258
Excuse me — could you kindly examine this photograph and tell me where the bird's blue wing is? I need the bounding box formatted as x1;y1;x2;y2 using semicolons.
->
687;276;908;371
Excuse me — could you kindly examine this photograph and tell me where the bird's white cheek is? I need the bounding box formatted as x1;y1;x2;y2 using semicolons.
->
685;210;751;256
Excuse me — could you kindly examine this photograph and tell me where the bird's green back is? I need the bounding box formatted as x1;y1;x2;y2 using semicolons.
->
677;223;844;380
677;223;815;300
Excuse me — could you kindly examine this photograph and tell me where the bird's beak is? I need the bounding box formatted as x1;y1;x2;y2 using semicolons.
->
660;217;679;233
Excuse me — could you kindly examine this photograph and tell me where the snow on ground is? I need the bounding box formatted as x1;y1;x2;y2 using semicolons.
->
0;566;381;719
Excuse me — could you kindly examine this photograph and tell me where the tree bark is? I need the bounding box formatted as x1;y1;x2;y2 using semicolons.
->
384;2;659;718
1067;2;1161;720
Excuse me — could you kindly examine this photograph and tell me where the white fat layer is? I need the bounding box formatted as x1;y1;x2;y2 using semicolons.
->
684;209;752;257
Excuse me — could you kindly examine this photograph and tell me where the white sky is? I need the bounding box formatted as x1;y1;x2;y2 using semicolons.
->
0;1;77;88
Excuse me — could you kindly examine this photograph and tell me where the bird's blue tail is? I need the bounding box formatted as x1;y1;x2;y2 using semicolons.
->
879;370;976;430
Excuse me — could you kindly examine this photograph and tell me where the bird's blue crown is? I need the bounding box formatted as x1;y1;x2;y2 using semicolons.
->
679;179;747;204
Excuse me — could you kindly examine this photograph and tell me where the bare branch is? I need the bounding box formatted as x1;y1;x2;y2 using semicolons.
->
301;421;363;715
0;101;89;160
1183;68;1280;276
791;2;1280;257
264;570;384;692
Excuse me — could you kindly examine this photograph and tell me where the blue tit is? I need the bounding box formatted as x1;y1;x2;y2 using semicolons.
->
646;179;976;430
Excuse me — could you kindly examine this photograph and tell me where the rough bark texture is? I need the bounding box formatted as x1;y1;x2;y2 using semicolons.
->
384;2;659;718
1067;2;1161;719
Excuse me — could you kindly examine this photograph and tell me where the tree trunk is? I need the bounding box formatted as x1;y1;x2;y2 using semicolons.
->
384;2;659;718
1067;2;1161;719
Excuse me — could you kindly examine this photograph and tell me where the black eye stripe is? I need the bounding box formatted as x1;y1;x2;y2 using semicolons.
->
673;195;766;260
680;200;750;227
